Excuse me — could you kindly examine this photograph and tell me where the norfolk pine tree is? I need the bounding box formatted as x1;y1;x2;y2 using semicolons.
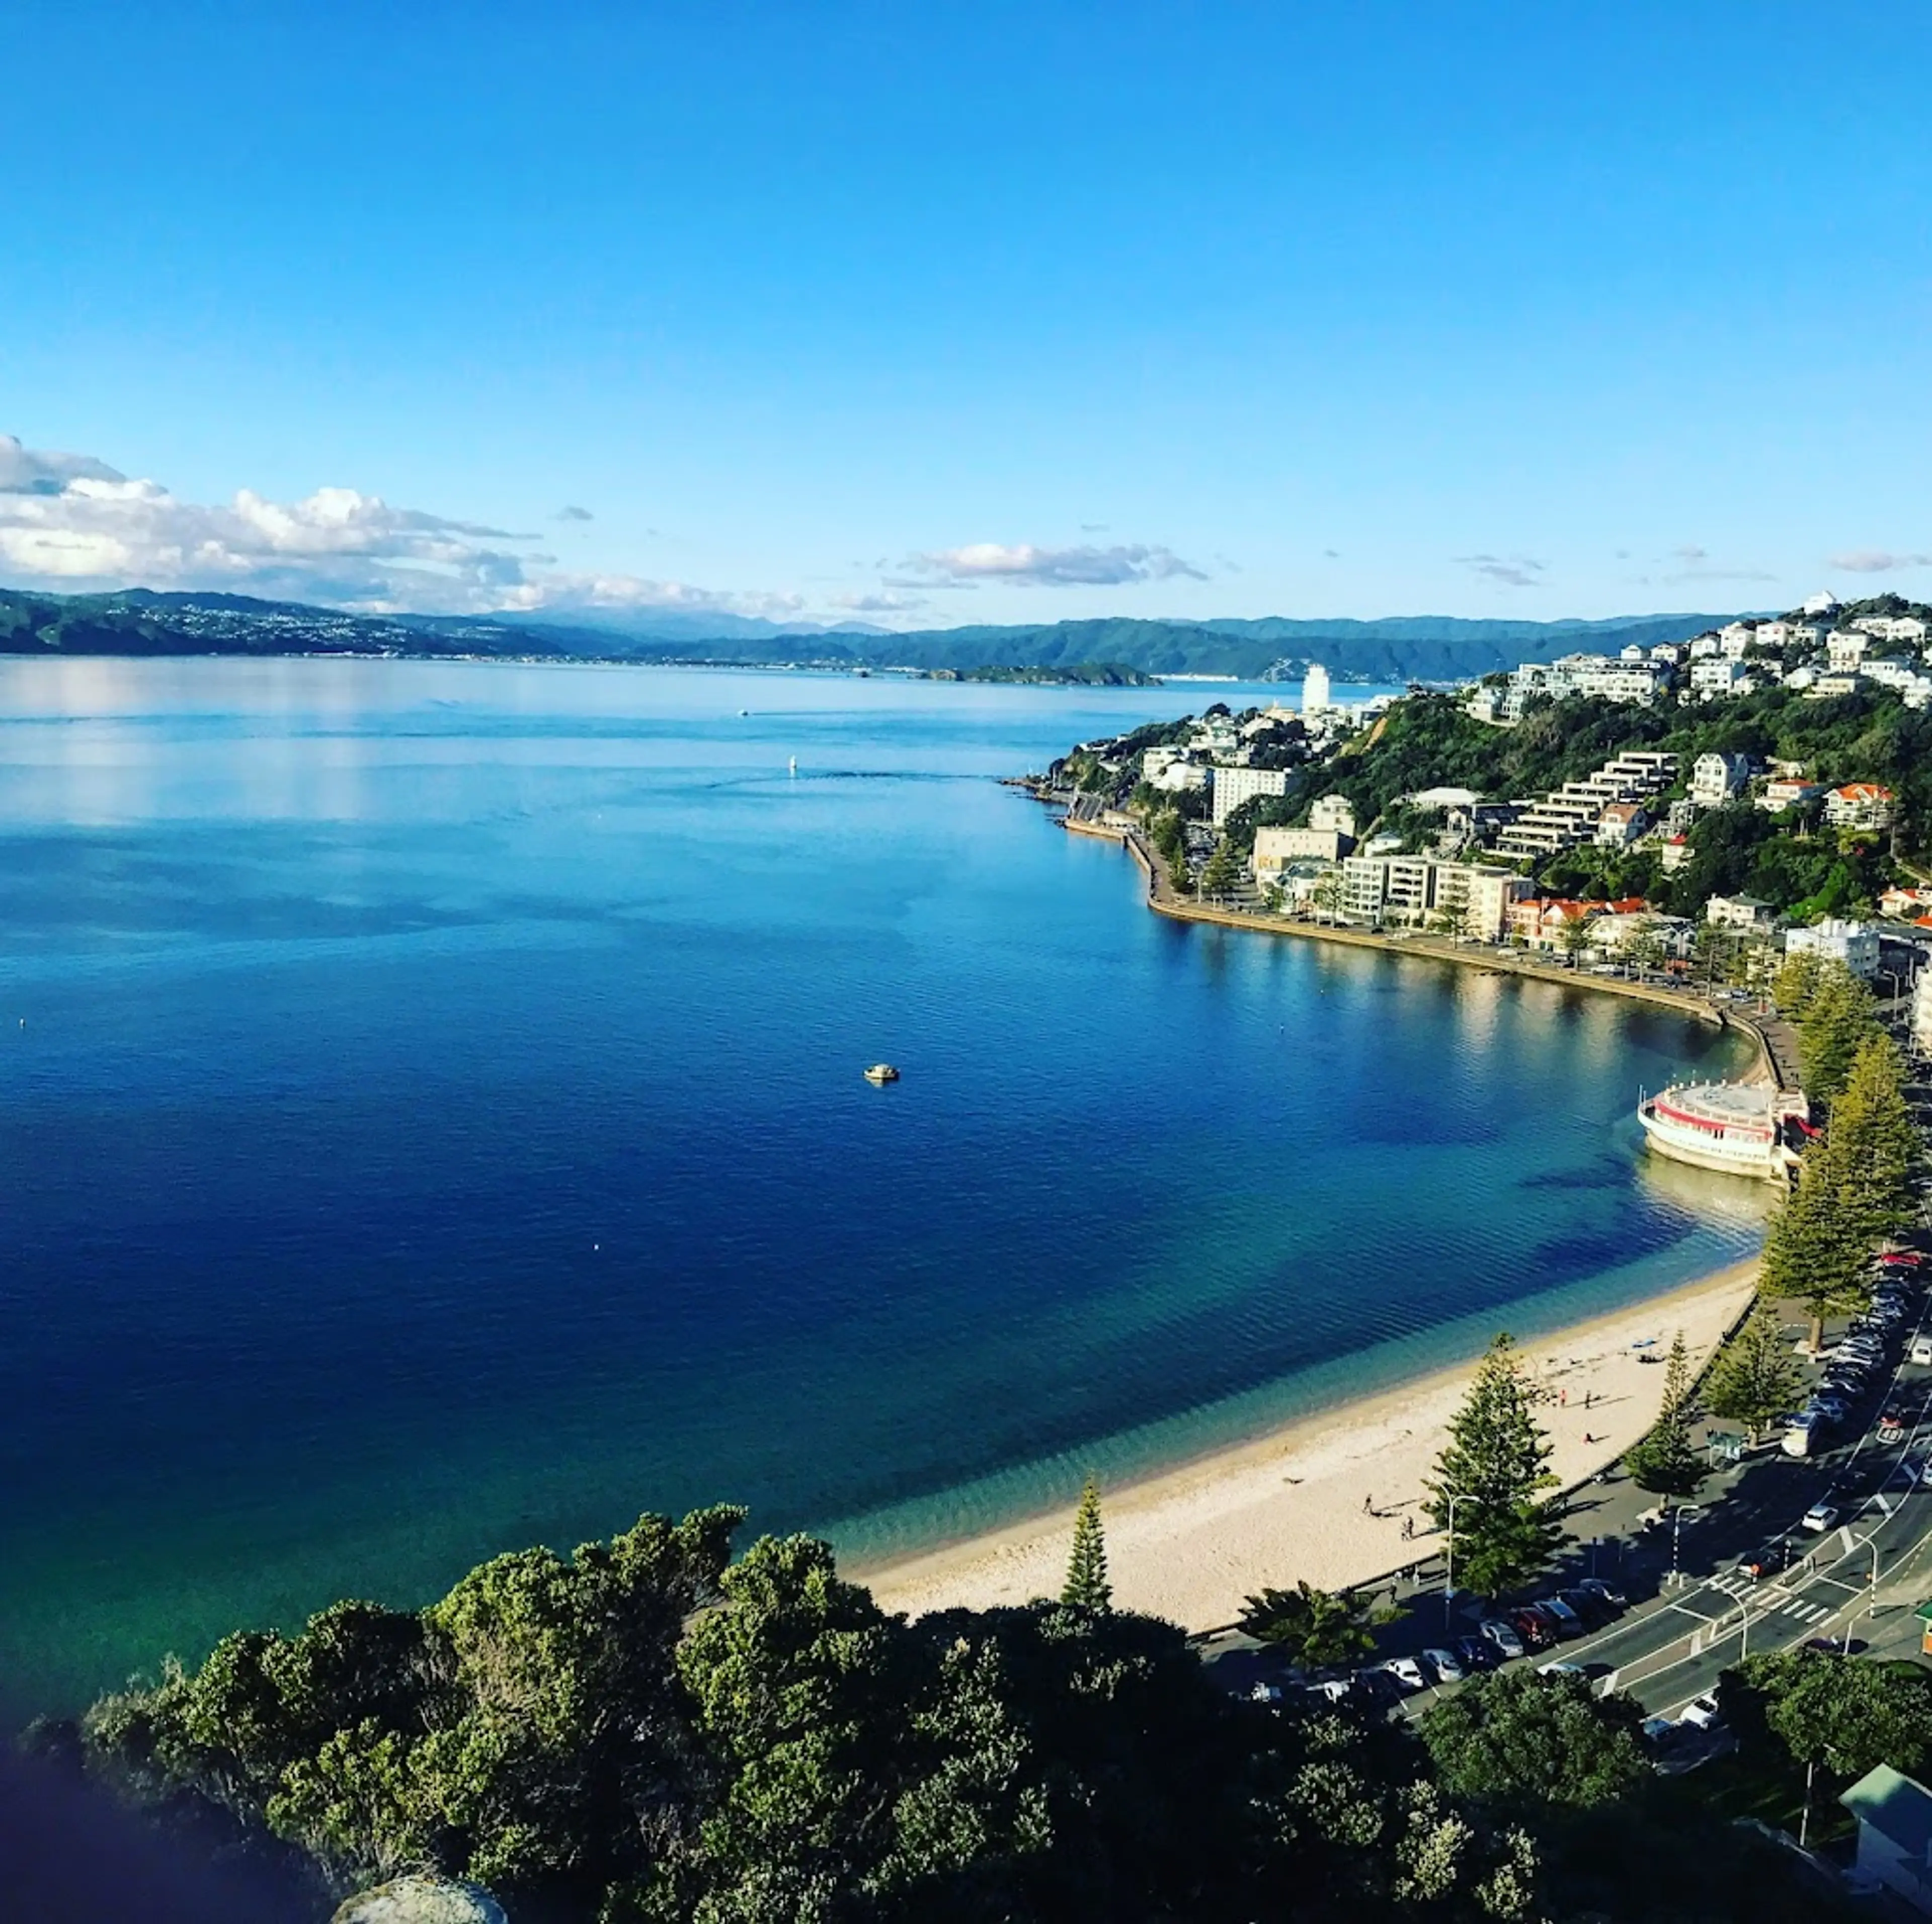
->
1423;1334;1563;1600
1797;961;1878;1102
1622;1329;1704;1496
1705;1305;1806;1443
1062;1474;1112;1611
1759;1141;1874;1350
1826;1032;1920;1244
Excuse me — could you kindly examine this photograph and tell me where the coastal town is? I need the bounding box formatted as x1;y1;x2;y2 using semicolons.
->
1040;589;1932;1059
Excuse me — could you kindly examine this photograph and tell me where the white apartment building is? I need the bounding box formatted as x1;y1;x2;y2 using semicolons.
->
1690;750;1752;805
1827;630;1873;672
1339;856;1532;939
1209;765;1291;826
1688;630;1722;659
1785;917;1881;978
1850;614;1929;645
1309;793;1357;838
1302;662;1331;714
1689;658;1752;698
1495;751;1677;861
1718;621;1757;659
1484;652;1668;722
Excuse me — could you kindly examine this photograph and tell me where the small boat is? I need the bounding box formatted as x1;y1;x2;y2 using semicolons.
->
863;1063;900;1085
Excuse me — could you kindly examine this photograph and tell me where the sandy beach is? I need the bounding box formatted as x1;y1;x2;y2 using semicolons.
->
860;1258;1759;1632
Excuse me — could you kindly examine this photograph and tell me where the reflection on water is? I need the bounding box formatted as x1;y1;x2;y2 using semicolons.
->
1635;1143;1781;1230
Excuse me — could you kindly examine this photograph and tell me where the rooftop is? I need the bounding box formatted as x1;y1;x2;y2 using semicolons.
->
1842;1763;1932;1861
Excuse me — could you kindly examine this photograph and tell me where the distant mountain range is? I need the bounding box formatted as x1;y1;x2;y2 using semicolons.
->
0;585;1748;684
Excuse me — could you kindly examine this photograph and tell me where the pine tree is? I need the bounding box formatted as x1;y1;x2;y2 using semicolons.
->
1622;1329;1704;1495
1423;1334;1563;1601
1825;1032;1920;1244
1798;961;1878;1102
1771;947;1823;1019
1199;839;1241;900
1759;1141;1873;1349
1061;1474;1112;1612
1706;1304;1807;1443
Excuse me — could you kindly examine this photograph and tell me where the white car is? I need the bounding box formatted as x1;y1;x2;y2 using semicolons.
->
1380;1656;1427;1693
1677;1692;1723;1730
1803;1500;1843;1533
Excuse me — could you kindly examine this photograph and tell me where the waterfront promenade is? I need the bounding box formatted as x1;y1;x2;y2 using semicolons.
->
1061;813;1795;1090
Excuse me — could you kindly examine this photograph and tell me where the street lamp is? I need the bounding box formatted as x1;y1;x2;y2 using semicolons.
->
1440;1489;1472;1633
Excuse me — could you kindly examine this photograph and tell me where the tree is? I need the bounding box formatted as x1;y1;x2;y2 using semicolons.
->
1731;1650;1932;1783
1423;1334;1564;1601
1622;1330;1704;1496
1797;960;1879;1101
1061;1475;1111;1612
1825;1032;1920;1244
1236;1581;1400;1671
1772;946;1823;1019
1705;1305;1807;1443
1198;838;1241;900
1759;1141;1875;1349
1555;911;1596;968
1419;1668;1649;1812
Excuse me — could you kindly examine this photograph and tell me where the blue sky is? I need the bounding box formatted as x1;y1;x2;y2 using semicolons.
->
3;2;1928;627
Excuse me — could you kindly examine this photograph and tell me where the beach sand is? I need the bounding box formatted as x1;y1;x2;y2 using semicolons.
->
859;1259;1758;1632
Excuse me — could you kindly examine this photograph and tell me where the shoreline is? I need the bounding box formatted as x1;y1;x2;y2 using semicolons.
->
1058;810;1791;1090
857;1257;1759;1632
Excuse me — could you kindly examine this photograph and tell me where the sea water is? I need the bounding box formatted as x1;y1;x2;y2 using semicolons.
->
0;657;1764;1705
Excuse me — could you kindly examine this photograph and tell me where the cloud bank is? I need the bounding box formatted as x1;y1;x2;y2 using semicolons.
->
0;435;795;619
1457;553;1546;589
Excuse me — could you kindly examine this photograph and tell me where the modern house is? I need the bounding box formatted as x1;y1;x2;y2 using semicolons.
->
1706;894;1774;932
1760;777;1824;813
1309;793;1357;839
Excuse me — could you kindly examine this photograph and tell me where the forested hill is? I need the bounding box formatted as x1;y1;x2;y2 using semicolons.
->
855;611;1741;682
0;584;1741;681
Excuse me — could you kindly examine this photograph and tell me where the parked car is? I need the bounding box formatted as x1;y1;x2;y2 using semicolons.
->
1303;1678;1351;1704
1678;1692;1724;1731
1879;1407;1909;1442
1379;1656;1427;1693
1536;1595;1586;1638
1806;1395;1849;1423
1350;1668;1405;1709
1454;1634;1499;1672
1912;1335;1932;1367
1784;1417;1822;1457
1422;1647;1466;1686
1802;1500;1843;1533
1480;1618;1527;1660
1556;1586;1613;1628
1538;1659;1587;1679
1509;1606;1557;1649
1575;1577;1628;1612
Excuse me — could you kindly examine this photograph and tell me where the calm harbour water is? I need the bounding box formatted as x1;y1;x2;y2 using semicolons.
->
0;658;1766;1706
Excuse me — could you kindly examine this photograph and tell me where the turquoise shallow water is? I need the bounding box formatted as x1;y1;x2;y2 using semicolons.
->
0;658;1765;1706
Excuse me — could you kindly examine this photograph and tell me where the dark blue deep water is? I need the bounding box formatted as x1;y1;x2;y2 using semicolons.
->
0;658;1765;1704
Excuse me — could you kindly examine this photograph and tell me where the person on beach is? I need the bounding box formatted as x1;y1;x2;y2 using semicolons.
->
1363;1493;1374;1515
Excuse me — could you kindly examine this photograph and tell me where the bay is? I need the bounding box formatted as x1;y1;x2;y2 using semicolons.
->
0;657;1763;1706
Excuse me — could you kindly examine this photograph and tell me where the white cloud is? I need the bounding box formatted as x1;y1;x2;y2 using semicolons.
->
0;434;125;495
0;435;794;619
906;541;1205;587
830;590;929;613
1828;548;1932;573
